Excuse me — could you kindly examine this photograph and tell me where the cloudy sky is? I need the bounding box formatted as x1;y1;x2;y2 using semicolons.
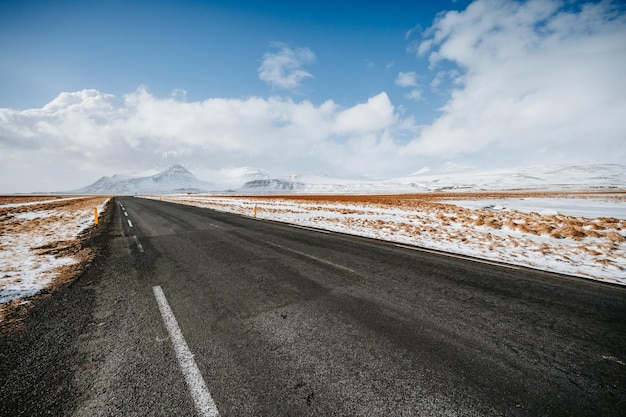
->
1;0;625;192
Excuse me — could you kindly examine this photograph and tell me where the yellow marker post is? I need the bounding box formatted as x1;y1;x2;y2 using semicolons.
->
94;208;99;225
253;205;257;218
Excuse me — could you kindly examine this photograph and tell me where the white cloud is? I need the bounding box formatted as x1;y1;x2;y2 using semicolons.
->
333;92;396;135
405;0;626;162
395;72;421;101
258;42;316;89
405;24;421;40
170;88;187;100
0;88;417;192
405;90;422;101
2;0;625;193
395;71;418;87
429;70;461;92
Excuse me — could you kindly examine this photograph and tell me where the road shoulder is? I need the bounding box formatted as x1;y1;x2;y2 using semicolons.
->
0;198;116;416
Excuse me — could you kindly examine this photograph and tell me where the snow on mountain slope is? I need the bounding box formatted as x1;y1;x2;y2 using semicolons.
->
71;163;626;195
72;164;213;194
391;163;626;192
233;163;626;194
200;166;271;190
239;178;304;192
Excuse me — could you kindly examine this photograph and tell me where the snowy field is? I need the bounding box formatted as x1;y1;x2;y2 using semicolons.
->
0;196;109;320
152;192;626;286
1;190;622;325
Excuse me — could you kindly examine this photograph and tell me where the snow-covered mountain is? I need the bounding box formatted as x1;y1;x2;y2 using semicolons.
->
205;166;271;190
71;164;213;194
239;178;304;192
71;163;626;195
233;163;626;194
390;163;626;192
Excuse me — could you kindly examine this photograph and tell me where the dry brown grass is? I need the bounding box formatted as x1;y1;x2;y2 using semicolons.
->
0;196;110;333
181;191;626;244
160;191;626;283
550;225;586;240
0;195;69;206
1;197;106;236
605;232;626;243
0;299;31;334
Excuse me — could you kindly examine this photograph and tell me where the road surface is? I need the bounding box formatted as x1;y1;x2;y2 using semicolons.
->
1;196;625;416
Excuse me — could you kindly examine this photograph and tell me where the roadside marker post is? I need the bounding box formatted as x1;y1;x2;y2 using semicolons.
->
254;205;257;218
94;208;99;225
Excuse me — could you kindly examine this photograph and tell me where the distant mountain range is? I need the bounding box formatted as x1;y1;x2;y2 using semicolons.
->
70;163;626;195
237;163;626;193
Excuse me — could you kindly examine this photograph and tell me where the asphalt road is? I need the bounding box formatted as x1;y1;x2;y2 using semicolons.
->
1;196;625;416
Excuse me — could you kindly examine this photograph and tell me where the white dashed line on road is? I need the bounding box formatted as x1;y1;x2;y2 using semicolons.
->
133;235;144;253
602;355;625;366
127;219;133;228
153;286;220;417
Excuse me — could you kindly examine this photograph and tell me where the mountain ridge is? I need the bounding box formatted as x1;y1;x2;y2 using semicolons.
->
71;164;213;194
69;163;626;195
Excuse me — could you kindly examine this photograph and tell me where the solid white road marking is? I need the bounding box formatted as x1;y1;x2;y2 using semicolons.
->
266;241;355;273
153;286;220;417
127;219;133;228
288;224;331;234
394;244;521;270
133;235;144;253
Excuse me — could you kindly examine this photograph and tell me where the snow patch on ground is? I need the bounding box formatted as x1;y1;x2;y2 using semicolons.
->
445;197;626;219
0;197;109;306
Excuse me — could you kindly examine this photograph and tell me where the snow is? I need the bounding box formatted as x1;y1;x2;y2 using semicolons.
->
232;163;626;194
3;162;621;310
69;162;626;195
149;193;626;286
442;197;626;219
409;166;432;175
391;163;626;191
72;164;212;194
0;197;109;306
0;196;91;209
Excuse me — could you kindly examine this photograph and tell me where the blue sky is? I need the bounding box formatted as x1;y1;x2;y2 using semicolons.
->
1;0;456;115
1;0;625;192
